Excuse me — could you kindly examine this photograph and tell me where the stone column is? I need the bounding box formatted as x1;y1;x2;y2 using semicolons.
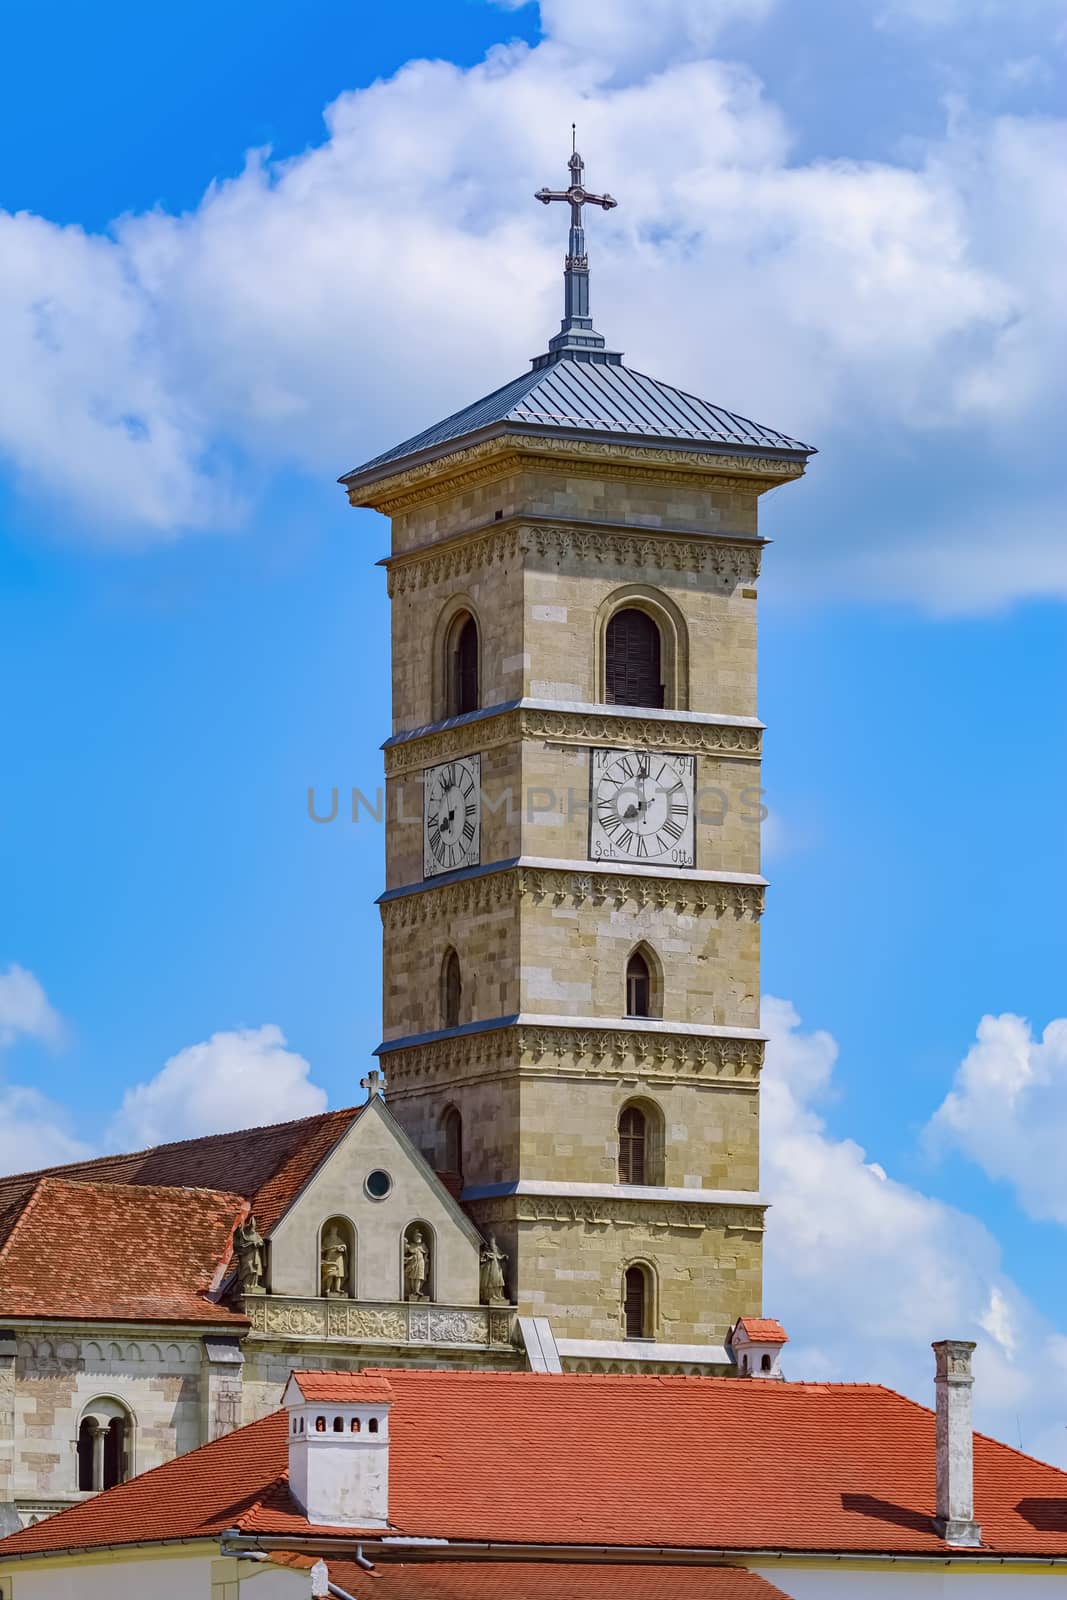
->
0;1330;18;1534
931;1338;982;1547
200;1337;245;1444
90;1422;107;1492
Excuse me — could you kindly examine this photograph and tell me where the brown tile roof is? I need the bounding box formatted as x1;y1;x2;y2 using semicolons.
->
288;1373;395;1403
0;1178;248;1325
0;1105;361;1253
733;1319;788;1345
4;1368;1067;1562
276;1555;792;1598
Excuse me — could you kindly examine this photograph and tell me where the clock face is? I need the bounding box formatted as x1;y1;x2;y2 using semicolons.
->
589;749;696;867
424;754;481;878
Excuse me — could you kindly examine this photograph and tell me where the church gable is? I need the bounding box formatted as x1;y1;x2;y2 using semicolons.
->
265;1096;482;1306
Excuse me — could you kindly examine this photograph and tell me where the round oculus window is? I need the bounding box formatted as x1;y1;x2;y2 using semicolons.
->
365;1169;393;1200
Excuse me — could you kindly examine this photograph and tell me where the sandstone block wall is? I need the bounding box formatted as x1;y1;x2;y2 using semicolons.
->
467;1199;763;1346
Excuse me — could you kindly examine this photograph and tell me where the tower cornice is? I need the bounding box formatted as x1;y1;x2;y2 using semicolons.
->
382;700;763;775
383;515;766;597
349;431;806;515
377;859;766;922
375;1015;766;1094
380;508;767;570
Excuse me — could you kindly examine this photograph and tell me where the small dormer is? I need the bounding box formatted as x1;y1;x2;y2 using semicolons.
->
727;1317;788;1380
283;1371;394;1528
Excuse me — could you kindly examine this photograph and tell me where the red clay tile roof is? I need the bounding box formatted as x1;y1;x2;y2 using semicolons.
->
275;1555;791;1598
0;1105;362;1253
289;1373;396;1403
733;1319;788;1345
0;1178;248;1325
3;1368;1067;1562
0;1107;365;1323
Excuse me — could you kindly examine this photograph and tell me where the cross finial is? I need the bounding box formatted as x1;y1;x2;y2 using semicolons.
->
360;1067;385;1100
534;137;618;364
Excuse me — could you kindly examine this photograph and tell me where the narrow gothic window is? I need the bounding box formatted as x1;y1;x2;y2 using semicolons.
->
443;1107;463;1177
624;1265;651;1338
442;949;462;1029
449;614;480;716
618;1105;648;1185
626;950;651;1018
605;608;663;708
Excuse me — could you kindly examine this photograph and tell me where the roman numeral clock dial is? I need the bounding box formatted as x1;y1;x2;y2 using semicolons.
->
423;754;481;878
589;749;696;867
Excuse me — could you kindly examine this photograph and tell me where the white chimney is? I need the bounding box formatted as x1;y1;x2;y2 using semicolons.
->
931;1340;982;1548
310;1560;330;1597
727;1317;788;1379
283;1372;394;1529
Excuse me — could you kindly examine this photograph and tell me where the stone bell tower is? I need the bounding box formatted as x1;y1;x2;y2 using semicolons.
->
340;145;814;1369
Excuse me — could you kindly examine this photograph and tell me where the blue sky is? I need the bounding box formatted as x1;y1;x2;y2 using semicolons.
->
2;0;1066;1457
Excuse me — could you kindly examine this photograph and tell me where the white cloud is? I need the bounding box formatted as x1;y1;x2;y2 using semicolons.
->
0;963;64;1050
876;0;1062;26
0;6;1064;610
108;1023;328;1149
498;0;777;76
927;1012;1067;1223
762;996;1067;1466
0;1085;91;1177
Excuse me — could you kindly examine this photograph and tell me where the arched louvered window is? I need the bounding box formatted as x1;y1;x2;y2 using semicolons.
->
618;1104;648;1186
443;1107;463;1177
605;608;663;709
449;614;480;716
442;949;462;1029
624;1264;652;1339
626;950;651;1018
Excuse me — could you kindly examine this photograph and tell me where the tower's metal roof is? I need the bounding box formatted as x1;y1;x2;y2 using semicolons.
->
342;356;813;490
340;144;814;494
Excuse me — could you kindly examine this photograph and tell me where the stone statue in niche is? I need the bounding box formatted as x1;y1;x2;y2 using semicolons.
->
479;1235;508;1305
403;1226;430;1301
320;1225;349;1298
233;1215;266;1296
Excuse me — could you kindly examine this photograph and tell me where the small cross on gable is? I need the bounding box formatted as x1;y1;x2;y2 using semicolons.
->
360;1068;385;1100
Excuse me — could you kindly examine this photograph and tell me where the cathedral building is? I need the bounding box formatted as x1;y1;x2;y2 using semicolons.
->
0;147;811;1530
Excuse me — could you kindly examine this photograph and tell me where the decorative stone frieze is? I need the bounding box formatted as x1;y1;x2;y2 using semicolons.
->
563;1357;721;1376
242;1296;515;1349
386;518;762;597
525;523;762;581
521;707;761;757
381;1022;764;1092
354;434;803;515
383;705;761;776
380;865;764;928
466;1193;765;1234
386;526;521;596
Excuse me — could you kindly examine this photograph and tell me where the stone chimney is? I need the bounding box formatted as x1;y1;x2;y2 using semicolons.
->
931;1340;982;1548
283;1372;394;1529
